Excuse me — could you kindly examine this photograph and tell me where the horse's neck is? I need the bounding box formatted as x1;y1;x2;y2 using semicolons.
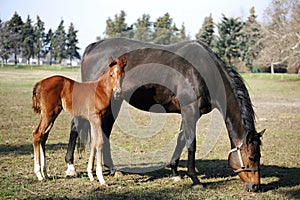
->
222;82;246;148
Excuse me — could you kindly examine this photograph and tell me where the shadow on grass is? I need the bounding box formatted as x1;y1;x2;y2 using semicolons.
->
0;143;299;199
0;143;68;155
111;159;299;199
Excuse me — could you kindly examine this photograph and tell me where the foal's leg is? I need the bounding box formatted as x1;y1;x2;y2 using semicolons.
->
32;112;55;180
87;117;106;185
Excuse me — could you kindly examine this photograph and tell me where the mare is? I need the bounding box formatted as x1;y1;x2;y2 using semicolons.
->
65;38;265;192
31;56;127;186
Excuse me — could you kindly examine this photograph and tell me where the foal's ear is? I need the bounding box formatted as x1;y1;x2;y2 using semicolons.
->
120;55;127;67
108;57;117;67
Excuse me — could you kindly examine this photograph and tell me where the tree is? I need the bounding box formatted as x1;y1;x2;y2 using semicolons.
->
0;20;12;65
22;15;35;64
104;10;131;38
34;16;46;65
51;19;66;64
45;29;53;65
195;13;215;48
133;14;152;42
215;14;244;66
7;12;24;64
241;7;263;69
153;13;178;44
66;23;80;65
256;0;300;73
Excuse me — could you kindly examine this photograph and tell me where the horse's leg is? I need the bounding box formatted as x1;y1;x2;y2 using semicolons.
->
65;117;79;176
169;122;185;181
181;102;202;188
101;113;116;175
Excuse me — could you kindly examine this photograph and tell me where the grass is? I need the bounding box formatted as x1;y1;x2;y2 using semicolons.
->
0;68;299;199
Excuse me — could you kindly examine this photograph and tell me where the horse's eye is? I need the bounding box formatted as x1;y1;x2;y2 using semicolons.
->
110;74;113;77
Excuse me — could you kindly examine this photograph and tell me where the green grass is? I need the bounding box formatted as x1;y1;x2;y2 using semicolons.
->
0;69;299;199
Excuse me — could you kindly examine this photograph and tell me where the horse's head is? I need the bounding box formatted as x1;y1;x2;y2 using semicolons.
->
228;129;265;192
107;55;127;99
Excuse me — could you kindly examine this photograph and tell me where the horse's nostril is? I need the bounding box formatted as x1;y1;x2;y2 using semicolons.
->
252;184;260;192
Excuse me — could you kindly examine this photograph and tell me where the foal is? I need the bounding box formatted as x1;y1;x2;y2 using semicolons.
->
32;56;126;185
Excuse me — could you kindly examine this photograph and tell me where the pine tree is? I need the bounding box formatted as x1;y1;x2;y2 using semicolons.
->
51;19;66;64
34;16;46;65
0;20;12;64
195;14;215;48
7;12;24;64
66;23;80;65
241;7;263;69
215;15;244;66
22;15;35;64
153;13;176;44
104;10;129;38
45;29;53;65
133;14;152;42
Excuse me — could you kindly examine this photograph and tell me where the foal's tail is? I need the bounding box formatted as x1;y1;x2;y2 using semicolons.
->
32;82;41;114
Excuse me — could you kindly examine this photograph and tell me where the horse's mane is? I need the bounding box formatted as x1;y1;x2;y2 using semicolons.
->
196;40;256;142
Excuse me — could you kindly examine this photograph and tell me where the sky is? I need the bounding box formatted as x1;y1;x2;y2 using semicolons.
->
0;0;271;55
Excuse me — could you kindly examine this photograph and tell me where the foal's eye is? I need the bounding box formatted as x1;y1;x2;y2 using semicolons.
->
249;156;255;162
109;74;113;77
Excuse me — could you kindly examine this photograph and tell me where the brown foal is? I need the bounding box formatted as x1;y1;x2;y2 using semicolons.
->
32;56;126;185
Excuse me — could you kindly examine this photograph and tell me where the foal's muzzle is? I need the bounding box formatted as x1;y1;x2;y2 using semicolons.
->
113;89;122;100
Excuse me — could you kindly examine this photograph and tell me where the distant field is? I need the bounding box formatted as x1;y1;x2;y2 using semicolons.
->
0;67;299;199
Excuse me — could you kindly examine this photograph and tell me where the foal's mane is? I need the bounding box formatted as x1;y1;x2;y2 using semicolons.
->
196;41;256;143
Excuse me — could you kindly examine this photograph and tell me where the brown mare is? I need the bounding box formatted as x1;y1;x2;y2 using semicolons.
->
31;56;126;186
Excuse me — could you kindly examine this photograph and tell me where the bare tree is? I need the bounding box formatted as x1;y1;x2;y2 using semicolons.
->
256;0;300;73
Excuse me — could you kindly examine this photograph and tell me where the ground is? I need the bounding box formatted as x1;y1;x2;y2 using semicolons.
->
0;67;299;199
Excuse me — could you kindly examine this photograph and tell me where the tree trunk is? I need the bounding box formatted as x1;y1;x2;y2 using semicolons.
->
271;63;274;74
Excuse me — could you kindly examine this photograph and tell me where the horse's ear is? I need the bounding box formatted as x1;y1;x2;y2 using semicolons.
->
258;129;266;137
108;57;116;67
121;55;127;67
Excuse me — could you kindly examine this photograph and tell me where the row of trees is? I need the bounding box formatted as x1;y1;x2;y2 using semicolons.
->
98;9;261;70
99;0;300;72
0;12;80;65
1;0;299;72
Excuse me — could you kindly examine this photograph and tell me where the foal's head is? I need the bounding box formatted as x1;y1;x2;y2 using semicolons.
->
228;129;265;192
107;56;127;99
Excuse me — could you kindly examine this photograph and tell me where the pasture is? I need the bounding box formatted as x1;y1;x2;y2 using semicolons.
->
0;67;299;199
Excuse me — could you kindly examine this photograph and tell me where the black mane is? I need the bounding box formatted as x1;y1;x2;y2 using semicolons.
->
196;40;256;142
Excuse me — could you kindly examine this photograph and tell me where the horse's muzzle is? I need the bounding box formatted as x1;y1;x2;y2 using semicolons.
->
245;182;260;192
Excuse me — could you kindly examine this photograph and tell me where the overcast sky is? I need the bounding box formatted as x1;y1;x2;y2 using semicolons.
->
1;0;271;54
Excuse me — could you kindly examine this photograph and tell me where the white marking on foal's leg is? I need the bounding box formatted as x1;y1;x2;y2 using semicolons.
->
33;145;43;180
65;164;77;176
87;152;95;181
96;164;106;186
40;144;49;180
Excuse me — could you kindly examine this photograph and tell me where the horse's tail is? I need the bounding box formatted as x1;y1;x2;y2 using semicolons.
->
32;82;41;114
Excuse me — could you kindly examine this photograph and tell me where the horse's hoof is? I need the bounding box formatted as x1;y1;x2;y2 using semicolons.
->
65;169;77;177
114;171;123;178
170;176;182;182
191;184;204;190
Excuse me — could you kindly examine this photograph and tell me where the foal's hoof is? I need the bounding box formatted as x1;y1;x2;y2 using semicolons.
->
65;169;77;177
170;176;182;182
191;184;204;190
